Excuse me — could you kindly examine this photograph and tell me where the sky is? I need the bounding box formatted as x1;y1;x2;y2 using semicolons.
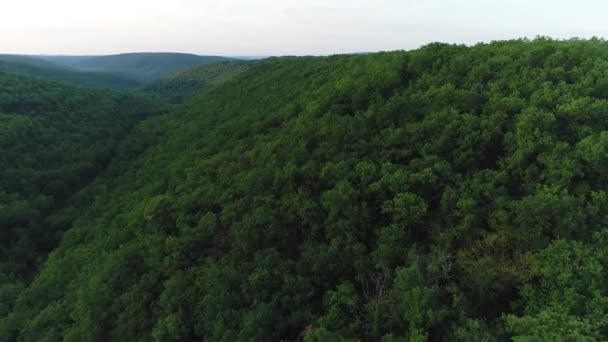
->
1;0;607;56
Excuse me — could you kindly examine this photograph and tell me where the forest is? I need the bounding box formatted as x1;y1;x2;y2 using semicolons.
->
0;55;142;90
3;37;608;341
0;72;157;281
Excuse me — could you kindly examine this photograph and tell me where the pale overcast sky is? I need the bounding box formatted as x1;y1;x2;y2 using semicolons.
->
0;0;606;56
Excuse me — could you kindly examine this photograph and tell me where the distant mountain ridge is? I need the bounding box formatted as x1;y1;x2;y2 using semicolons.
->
38;53;234;82
0;53;238;89
0;55;141;89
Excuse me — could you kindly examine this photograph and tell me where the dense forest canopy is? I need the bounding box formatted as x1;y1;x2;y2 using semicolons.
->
0;72;156;286
141;61;253;103
4;37;608;340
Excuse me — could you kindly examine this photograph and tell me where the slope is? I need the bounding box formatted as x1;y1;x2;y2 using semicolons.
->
141;61;253;103
0;55;64;69
0;72;157;288
39;53;234;82
0;55;141;89
5;38;608;341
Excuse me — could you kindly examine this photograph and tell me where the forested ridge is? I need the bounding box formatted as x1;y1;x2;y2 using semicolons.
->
0;55;142;90
4;38;608;340
141;61;252;103
0;72;157;289
39;53;234;82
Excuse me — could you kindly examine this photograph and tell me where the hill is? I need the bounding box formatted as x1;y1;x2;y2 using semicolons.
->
141;61;253;103
0;72;157;285
0;55;142;89
40;53;234;82
5;38;608;340
0;55;64;68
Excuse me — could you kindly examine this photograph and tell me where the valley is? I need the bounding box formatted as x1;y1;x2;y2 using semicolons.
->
2;38;608;340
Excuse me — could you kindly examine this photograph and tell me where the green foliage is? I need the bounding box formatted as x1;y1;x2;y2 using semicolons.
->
6;38;608;340
0;55;141;89
0;72;156;280
504;233;608;341
142;61;253;103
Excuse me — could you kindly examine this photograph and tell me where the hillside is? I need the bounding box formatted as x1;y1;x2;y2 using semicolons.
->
40;53;234;82
5;38;608;340
0;72;157;286
0;55;141;89
0;55;64;69
142;61;253;103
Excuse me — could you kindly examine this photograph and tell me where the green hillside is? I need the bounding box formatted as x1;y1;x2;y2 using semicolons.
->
0;55;141;89
5;38;608;340
40;53;234;82
142;61;253;103
0;72;156;285
0;55;65;69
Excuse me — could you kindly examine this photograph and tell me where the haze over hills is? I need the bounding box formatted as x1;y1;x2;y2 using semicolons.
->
0;53;244;90
37;53;235;82
0;55;142;89
0;55;63;69
3;37;608;340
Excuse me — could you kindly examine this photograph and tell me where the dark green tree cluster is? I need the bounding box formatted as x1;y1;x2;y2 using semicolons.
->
0;72;156;289
5;37;608;340
142;61;252;103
